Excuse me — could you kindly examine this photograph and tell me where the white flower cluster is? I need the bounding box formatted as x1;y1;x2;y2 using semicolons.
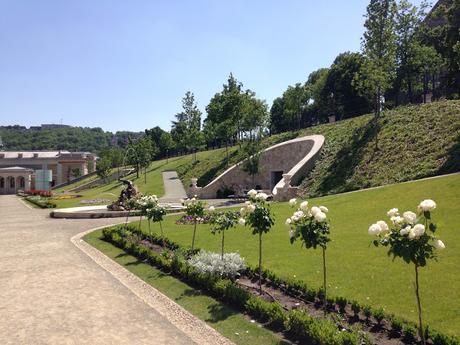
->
188;250;246;278
137;194;158;209
237;189;268;225
368;199;445;249
286;199;328;226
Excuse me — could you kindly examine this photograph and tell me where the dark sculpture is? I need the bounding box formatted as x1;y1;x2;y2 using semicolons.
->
107;179;138;211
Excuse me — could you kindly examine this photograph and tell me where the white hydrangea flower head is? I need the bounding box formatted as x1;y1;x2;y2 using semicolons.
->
299;201;309;210
310;206;321;216
314;211;327;223
285;218;292;226
208;206;215;212
387;208;399;217
248;189;257;198
412;224;425;238
319;205;328;213
238;218;246;226
377;220;389;234
293;210;304;219
246;204;256;213
433;239;445;250
400;225;411;236
403;211;417;224
368;223;381;236
418;199;436;212
289;198;297;206
256;192;268;201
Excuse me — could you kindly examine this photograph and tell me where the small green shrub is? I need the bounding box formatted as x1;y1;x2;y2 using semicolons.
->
391;317;403;333
336;296;348;313
351;300;361;316
373;307;385;325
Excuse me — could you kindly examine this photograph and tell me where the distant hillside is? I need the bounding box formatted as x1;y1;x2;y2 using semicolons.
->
0;126;143;153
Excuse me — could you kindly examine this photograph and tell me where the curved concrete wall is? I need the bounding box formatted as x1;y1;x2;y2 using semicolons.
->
191;135;324;199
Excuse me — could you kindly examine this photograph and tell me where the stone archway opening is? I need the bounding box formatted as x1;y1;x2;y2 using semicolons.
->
18;176;25;189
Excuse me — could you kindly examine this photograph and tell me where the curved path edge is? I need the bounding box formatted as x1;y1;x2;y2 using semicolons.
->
71;225;234;345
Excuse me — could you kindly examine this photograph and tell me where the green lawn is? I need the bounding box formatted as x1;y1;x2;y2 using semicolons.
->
132;173;460;336
84;230;288;345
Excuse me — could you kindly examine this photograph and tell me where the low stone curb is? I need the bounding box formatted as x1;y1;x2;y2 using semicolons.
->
71;225;234;345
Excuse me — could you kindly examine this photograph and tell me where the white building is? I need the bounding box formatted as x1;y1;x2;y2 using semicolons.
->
0;151;97;194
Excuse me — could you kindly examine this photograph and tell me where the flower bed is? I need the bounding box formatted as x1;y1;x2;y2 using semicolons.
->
175;214;212;225
24;195;57;208
100;225;459;345
24;189;52;197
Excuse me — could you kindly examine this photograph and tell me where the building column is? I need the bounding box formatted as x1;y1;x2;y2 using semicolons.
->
81;162;88;176
56;163;63;185
25;175;31;190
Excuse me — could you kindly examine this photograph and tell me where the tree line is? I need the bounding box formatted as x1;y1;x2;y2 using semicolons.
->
22;0;459;181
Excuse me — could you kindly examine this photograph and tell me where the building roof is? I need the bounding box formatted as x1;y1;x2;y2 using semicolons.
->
0;166;34;173
0;151;94;159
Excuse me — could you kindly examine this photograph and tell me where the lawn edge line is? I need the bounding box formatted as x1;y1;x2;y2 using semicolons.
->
71;224;235;345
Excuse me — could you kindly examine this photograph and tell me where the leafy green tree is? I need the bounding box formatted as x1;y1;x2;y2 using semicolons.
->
160;131;175;162
319;52;372;119
127;137;156;181
242;139;261;188
283;83;310;130
355;0;397;148
96;156;111;182
171;91;203;161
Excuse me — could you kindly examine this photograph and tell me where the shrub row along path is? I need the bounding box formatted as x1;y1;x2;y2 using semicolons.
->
160;170;188;203
0;195;232;345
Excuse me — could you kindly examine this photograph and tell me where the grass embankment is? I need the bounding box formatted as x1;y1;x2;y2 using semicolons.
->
84;230;289;345
56;100;460;208
128;173;460;336
299;100;460;197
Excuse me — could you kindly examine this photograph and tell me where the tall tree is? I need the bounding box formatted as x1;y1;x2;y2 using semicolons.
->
171;91;203;161
320;52;372;119
283;83;310;130
355;0;397;148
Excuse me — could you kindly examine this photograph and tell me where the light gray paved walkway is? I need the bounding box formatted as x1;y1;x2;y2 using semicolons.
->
0;195;229;345
160;171;187;203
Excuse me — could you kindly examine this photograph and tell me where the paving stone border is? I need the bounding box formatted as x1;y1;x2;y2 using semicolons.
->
71;225;234;345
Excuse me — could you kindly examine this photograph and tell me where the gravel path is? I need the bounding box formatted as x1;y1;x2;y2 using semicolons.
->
160;171;188;203
0;195;233;345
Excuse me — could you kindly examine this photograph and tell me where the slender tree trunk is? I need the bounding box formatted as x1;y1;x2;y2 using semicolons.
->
432;74;436;101
374;87;381;151
144;167;147;184
322;247;327;314
148;219;151;240
225;141;229;167
125;211;130;227
138;215;142;231
191;219;197;251
415;264;426;345
258;232;262;294
159;221;165;248
136;163;139;178
221;231;225;260
408;78;413;103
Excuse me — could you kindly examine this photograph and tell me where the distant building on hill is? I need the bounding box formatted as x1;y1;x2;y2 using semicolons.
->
0;150;97;194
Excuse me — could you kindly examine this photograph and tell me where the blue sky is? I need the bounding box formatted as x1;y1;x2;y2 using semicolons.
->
0;0;425;132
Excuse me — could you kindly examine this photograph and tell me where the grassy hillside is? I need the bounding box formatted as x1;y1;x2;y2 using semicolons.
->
55;100;459;208
134;173;460;336
298;100;460;197
177;100;459;196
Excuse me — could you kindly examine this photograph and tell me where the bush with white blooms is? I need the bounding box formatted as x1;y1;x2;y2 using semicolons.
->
182;196;206;250
238;189;274;292
368;199;445;345
287;198;331;312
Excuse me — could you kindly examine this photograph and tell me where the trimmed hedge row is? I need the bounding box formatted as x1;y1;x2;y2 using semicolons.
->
102;225;459;345
102;226;368;345
24;196;56;208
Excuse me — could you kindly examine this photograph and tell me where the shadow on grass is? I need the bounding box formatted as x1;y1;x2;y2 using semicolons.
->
205;302;239;323
176;288;203;301
115;252;130;258
315;119;377;195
